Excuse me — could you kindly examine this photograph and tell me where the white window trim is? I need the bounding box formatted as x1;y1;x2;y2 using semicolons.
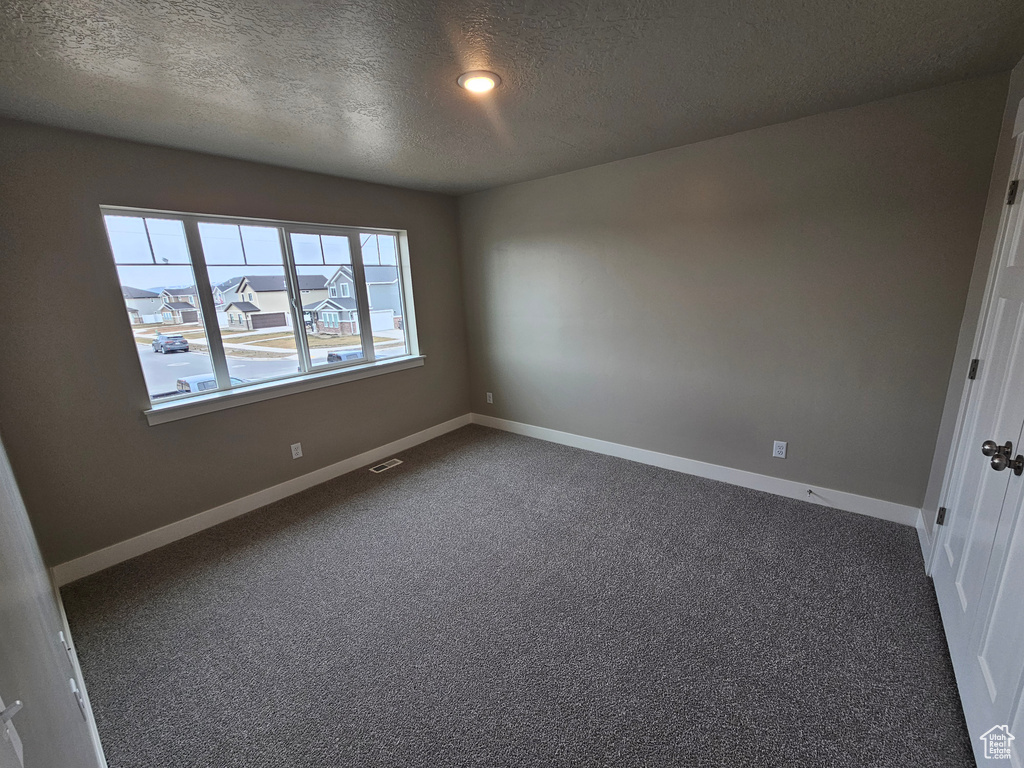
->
101;205;419;423
145;355;425;425
329;285;337;297
340;283;351;298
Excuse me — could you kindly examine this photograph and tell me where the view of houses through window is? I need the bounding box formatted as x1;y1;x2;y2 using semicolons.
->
103;209;414;406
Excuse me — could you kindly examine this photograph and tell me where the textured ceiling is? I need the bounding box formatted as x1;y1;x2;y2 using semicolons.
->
1;1;1023;194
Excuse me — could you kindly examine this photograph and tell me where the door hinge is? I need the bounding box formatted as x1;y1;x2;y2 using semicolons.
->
936;507;947;526
1009;180;1019;206
968;358;980;380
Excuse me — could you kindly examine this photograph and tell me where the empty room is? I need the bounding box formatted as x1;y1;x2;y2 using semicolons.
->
2;2;1024;767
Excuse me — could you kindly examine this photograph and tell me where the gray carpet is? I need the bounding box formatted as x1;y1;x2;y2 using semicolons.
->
61;425;973;767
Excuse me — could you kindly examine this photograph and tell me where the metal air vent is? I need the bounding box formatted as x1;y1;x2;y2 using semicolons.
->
369;458;403;473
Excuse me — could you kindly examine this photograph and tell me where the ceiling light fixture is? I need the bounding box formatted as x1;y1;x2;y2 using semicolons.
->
458;70;500;93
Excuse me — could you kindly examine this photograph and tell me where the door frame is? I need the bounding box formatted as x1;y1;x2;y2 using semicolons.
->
929;104;1024;575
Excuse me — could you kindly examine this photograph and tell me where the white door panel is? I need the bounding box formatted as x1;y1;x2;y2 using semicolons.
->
970;482;1024;724
1011;687;1024;768
934;131;1024;766
0;436;105;767
936;295;1022;655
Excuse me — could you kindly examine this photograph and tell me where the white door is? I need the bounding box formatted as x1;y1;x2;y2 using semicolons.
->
0;435;106;768
934;133;1024;765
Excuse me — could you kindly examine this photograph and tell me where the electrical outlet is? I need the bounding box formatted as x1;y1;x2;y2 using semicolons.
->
291;442;303;459
486;392;493;404
773;441;787;459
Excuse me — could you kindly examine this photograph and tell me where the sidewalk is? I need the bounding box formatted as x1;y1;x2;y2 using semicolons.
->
137;328;404;355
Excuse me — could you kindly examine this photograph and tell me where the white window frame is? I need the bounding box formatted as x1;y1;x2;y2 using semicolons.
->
101;206;421;425
328;285;337;298
340;283;351;298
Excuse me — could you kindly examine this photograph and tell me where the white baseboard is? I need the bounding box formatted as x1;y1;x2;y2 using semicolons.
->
51;414;472;586
916;509;935;575
53;411;920;586
471;414;919;528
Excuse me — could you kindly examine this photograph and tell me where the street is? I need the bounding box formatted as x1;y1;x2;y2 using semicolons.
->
139;346;302;396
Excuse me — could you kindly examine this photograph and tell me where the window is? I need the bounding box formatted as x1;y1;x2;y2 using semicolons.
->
361;233;409;359
102;207;418;418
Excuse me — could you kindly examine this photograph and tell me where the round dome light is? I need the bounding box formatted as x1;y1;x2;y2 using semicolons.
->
458;70;500;93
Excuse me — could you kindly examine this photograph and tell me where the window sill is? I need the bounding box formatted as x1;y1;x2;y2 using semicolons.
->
144;355;425;426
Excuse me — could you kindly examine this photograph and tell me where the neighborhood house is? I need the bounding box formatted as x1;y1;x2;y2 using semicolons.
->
304;265;403;335
120;286;163;324
122;268;399;337
223;274;328;330
159;287;200;324
212;277;244;321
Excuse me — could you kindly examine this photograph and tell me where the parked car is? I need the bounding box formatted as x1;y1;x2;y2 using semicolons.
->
327;350;362;363
176;375;246;394
152;333;189;353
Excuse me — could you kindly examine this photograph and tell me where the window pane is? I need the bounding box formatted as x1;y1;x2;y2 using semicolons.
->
146;218;190;264
240;226;282;264
297;263;361;367
289;232;363;368
376;235;397;265
360;233;381;265
197;222;245;264
290;233;323;265
112;260;217;402
201;224;302;386
321;235;351;264
362;234;408;359
104;216;153;264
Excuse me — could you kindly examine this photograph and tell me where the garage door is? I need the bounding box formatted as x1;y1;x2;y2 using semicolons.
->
251;312;287;329
370;309;394;331
180;310;199;323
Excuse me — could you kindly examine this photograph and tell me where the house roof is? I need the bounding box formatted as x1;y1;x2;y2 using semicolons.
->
163;301;197;310
224;301;261;313
326;264;399;286
162;286;196;296
327;265;354;285
215;277;244;291
364;265;399;284
121;285;160;299
240;274;326;293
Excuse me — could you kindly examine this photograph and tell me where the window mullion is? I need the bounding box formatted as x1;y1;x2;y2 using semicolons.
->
183;218;231;390
280;228;311;374
396;231;418;356
349;233;375;363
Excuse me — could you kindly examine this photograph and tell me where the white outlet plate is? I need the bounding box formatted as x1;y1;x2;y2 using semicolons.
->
773;441;787;459
486;392;493;404
290;442;303;459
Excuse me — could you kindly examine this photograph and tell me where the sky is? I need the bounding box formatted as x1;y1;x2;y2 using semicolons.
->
106;214;396;293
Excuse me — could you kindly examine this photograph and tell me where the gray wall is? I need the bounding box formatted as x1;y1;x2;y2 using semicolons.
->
459;75;1008;509
921;59;1024;533
0;119;470;565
